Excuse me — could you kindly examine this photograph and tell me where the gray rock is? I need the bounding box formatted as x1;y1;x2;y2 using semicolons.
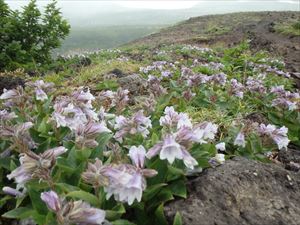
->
278;148;300;172
165;157;300;225
117;74;147;95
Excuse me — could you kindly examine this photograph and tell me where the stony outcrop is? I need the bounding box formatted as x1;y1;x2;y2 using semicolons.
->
165;157;300;225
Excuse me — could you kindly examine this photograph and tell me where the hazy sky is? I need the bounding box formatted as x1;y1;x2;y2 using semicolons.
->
6;0;299;52
7;0;299;10
6;1;299;26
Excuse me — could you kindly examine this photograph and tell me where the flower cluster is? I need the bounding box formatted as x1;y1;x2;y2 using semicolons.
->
182;45;212;53
258;124;289;150
114;110;152;142
147;76;167;97
139;61;175;74
230;79;244;99
7;147;67;189
0;122;36;151
0;86;25;107
0;43;298;225
26;80;55;101
98;88;129;113
75;120;111;148
82;146;157;205
41;190;106;225
103;146;157;205
147;106;218;169
271;85;300;111
52;88;98;131
0;109;17;121
246;76;266;94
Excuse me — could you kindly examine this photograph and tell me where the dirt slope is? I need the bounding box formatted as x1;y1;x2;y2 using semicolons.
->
130;11;300;72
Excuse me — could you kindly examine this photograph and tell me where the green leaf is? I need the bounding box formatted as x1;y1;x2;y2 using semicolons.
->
16;195;26;208
55;183;80;192
37;117;49;134
67;190;99;207
0;195;12;208
148;187;174;211
148;158;168;185
169;179;187;198
143;183;167;201
28;187;48;215
90;133;113;158
151;133;159;146
173;212;183;225
96;80;119;91
105;204;126;220
29;128;47;144
56;158;75;173
2;207;34;219
0;157;11;170
154;203;168;225
112;219;136;225
166;165;185;182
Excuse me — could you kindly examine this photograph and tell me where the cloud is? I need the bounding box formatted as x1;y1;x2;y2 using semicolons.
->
115;1;199;10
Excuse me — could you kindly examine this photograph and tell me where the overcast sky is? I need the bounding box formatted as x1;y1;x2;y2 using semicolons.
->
6;0;299;10
6;0;299;26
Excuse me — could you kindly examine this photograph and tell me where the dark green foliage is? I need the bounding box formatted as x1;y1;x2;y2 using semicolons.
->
292;21;300;30
0;0;70;72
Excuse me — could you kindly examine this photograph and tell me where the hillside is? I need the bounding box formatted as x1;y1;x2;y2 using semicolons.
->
1;11;300;225
130;11;300;72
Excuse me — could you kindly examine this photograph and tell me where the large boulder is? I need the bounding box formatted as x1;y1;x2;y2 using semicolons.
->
0;75;25;94
164;157;300;225
117;74;147;95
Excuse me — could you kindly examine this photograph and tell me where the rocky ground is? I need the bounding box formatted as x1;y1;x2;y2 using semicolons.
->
165;155;300;225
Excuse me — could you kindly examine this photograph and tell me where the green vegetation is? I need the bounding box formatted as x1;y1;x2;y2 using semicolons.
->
275;20;300;36
0;9;299;225
0;0;70;72
58;25;166;54
1;41;299;225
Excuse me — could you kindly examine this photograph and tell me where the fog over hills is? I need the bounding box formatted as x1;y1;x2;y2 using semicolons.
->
7;1;299;53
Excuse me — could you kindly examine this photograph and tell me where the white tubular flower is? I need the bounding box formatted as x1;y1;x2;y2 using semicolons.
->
209;153;225;167
215;142;226;151
258;124;290;150
159;135;183;164
234;132;246;148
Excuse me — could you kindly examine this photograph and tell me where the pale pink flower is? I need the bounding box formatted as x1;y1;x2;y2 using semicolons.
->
258;124;290;150
230;79;244;99
114;111;151;142
41;190;106;225
234;132;246;148
209;153;225;167
159;106;192;130
0;86;24;107
2;186;25;197
0;109;17;121
26;80;55;101
7;146;67;186
146;133;198;169
0;89;19;100
82;158;109;187
192;122;218;143
103;146;157;205
215;142;226;151
75;120;111;148
41;190;61;212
